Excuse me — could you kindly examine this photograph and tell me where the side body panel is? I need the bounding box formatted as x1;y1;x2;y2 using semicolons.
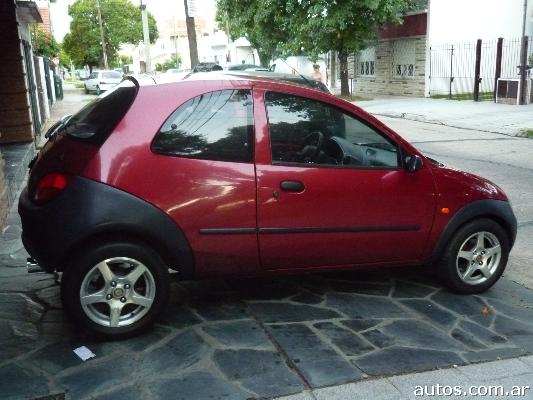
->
253;86;438;270
82;81;260;278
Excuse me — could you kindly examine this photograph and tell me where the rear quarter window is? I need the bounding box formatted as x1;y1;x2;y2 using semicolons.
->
63;80;137;144
152;89;253;163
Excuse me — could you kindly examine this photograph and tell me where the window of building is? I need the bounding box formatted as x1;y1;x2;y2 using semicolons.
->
392;40;416;79
265;92;399;168
358;47;375;77
152;90;253;163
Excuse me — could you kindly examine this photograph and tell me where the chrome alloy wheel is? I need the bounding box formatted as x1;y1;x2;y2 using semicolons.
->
79;257;156;327
456;231;502;285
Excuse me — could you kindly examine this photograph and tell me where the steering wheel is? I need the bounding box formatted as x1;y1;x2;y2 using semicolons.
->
298;131;325;163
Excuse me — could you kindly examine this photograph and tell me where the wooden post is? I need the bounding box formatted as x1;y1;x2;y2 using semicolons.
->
519;35;529;105
449;45;454;99
494;38;503;103
473;39;482;101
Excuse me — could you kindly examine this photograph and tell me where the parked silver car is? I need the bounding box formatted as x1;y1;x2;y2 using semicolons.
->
84;70;123;95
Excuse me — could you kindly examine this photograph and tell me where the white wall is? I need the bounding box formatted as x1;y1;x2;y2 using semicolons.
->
428;0;533;44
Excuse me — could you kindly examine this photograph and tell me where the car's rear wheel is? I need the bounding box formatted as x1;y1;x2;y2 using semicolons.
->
61;242;169;338
437;218;509;294
96;86;101;95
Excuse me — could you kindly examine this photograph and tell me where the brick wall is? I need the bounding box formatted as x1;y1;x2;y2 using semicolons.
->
0;0;34;144
350;36;427;97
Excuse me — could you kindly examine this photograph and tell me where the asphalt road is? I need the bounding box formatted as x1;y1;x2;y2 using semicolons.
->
379;116;533;288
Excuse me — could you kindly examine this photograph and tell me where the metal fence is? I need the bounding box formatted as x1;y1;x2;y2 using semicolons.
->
429;37;532;101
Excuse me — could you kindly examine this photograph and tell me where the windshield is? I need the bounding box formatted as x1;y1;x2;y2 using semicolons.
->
64;80;137;143
102;71;122;79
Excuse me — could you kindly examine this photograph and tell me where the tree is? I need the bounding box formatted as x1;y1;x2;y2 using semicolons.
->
63;0;158;70
155;54;182;71
216;0;288;66
216;0;415;94
32;29;60;58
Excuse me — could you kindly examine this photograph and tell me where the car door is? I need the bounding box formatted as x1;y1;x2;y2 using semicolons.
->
254;88;436;270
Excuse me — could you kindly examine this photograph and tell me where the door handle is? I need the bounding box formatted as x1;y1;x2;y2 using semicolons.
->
280;180;305;192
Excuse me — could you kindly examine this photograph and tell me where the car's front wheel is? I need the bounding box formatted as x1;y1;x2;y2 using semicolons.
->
437;218;510;294
61;242;169;338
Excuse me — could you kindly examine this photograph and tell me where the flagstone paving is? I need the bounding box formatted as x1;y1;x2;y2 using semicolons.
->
1;204;533;400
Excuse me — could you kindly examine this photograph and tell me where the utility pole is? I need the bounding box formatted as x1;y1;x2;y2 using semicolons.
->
96;0;108;69
184;0;199;68
140;0;151;73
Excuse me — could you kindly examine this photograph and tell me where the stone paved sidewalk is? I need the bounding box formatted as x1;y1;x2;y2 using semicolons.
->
2;193;533;399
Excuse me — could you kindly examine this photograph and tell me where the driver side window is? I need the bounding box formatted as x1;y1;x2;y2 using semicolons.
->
265;92;399;168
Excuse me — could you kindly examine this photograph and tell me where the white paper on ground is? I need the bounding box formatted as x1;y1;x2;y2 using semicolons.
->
73;346;96;361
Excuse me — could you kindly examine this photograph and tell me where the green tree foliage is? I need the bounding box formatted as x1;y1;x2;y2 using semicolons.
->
63;0;158;69
216;0;415;95
155;54;182;71
216;0;287;67
32;29;61;58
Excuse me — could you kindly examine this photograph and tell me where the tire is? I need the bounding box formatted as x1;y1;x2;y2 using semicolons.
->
437;218;510;294
61;242;169;338
96;86;101;95
84;86;89;94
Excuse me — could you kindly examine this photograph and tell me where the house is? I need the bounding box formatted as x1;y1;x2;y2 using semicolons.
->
348;0;533;98
0;0;44;228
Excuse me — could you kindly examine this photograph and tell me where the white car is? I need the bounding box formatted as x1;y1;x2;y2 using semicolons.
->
84;70;123;95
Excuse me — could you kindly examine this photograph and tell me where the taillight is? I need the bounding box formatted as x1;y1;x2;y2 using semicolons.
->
34;173;71;203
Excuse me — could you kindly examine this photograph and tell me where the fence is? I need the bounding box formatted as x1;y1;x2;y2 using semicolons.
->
429;36;532;101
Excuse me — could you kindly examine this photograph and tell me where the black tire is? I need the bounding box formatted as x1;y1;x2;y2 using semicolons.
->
96;86;101;95
61;242;169;338
437;218;510;294
84;86;89;94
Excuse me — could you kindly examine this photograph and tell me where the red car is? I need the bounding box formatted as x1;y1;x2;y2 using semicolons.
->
19;74;517;337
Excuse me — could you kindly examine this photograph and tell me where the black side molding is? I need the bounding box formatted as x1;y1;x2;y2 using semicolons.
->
428;199;517;265
19;177;194;278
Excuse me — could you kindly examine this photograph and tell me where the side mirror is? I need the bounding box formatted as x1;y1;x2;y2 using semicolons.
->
405;154;423;172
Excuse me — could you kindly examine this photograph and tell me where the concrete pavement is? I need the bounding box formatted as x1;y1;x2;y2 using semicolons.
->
275;357;533;399
357;96;533;136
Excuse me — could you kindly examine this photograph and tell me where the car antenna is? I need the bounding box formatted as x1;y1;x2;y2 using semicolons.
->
278;57;315;88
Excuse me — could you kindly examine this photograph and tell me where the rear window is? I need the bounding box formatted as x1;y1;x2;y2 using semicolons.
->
103;71;122;79
63;80;137;143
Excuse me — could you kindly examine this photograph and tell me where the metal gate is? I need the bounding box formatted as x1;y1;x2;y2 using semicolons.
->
429;37;529;101
22;40;41;137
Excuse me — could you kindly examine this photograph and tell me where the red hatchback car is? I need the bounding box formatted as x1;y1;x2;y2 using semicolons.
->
19;74;517;337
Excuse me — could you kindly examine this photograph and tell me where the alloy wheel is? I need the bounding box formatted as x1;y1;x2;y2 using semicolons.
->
79;257;156;328
456;231;502;285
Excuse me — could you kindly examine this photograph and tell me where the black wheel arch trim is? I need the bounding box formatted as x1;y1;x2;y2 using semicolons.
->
19;176;195;278
428;199;517;265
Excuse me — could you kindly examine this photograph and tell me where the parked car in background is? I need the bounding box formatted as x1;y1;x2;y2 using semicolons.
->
226;63;263;71
192;62;223;72
223;70;331;93
272;56;328;83
84;70;123;95
157;68;190;81
20;75;516;338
